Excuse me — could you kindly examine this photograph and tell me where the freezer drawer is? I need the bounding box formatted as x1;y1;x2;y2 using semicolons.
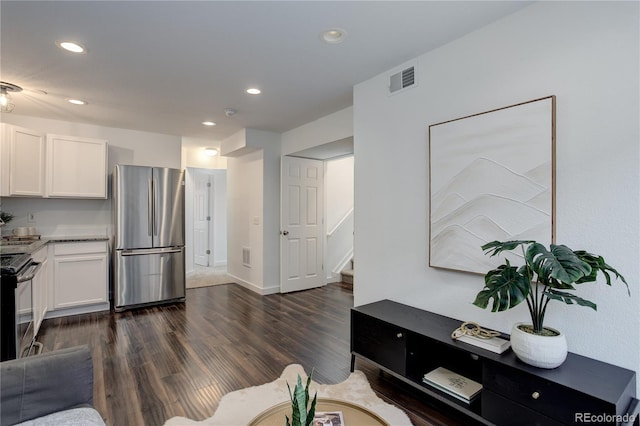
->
114;247;185;310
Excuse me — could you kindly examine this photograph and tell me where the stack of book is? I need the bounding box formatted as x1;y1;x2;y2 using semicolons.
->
455;333;511;354
422;367;482;403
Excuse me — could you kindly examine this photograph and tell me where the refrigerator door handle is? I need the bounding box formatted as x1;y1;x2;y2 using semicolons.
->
147;178;153;237
121;248;183;256
153;178;159;236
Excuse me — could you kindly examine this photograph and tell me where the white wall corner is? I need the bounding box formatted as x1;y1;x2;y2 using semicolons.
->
227;272;279;295
220;128;249;157
221;128;281;157
281;106;353;155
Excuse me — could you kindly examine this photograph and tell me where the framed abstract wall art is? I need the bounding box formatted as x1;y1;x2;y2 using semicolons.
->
429;96;556;274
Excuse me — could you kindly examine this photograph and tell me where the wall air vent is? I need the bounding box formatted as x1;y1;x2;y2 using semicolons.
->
389;66;416;94
242;247;251;267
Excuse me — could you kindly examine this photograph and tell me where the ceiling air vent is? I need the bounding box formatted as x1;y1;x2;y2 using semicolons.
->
389;66;415;94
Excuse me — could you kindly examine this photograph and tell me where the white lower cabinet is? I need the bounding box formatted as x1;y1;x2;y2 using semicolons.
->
51;241;108;310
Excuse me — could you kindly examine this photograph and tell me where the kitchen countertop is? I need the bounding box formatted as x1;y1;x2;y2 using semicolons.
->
0;235;109;255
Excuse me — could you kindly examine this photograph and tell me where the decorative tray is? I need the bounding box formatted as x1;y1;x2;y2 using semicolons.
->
248;398;389;426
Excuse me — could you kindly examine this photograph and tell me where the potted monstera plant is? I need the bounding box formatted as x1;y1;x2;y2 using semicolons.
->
473;240;628;368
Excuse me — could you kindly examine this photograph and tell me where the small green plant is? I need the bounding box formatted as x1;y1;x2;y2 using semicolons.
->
285;372;317;426
473;240;629;335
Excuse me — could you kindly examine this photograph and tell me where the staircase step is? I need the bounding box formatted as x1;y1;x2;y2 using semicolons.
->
341;269;354;285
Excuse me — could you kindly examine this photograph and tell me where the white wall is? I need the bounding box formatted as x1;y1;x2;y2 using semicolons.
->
212;171;228;267
325;156;354;280
354;1;639;382
259;131;283;294
326;156;354;230
0;114;182;236
181;137;227;170
223;129;281;294
226;150;265;290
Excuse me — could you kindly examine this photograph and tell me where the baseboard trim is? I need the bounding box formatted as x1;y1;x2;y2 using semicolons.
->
44;302;110;320
226;273;280;295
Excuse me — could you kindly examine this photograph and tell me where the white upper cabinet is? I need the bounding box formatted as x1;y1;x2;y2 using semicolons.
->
0;123;46;196
1;125;108;199
46;134;108;198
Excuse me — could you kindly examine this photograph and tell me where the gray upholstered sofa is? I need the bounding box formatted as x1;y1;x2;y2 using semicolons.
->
0;345;105;426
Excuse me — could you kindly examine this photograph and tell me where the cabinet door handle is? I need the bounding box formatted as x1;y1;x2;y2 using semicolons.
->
532;391;540;400
396;332;403;338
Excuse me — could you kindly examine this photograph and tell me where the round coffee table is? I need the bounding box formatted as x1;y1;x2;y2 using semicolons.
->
248;398;389;426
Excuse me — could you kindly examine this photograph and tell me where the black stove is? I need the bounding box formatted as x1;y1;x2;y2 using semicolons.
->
1;252;36;361
1;253;32;276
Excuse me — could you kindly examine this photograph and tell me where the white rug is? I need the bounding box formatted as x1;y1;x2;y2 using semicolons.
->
164;364;413;426
186;267;234;289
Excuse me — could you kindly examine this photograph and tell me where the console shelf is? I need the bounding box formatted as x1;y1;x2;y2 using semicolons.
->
351;300;638;426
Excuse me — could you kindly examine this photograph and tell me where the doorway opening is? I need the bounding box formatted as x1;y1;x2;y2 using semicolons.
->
185;167;228;286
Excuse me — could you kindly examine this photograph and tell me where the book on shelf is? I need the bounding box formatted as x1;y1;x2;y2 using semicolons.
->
422;367;482;403
456;333;511;354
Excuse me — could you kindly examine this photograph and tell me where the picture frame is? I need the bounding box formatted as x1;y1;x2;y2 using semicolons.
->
428;96;556;274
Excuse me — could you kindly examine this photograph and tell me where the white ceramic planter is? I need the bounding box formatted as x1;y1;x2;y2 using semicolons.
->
510;323;568;369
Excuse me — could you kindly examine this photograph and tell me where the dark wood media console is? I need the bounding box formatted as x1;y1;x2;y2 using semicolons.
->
351;300;639;426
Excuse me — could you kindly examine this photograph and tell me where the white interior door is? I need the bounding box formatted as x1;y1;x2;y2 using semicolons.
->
281;156;324;293
193;173;210;267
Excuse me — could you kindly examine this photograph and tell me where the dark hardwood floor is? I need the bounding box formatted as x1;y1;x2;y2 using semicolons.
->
38;283;470;426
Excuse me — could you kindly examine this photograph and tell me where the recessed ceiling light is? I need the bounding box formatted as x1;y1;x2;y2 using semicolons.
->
56;40;86;54
246;88;261;95
202;121;216;126
321;28;347;44
67;99;87;105
204;148;218;157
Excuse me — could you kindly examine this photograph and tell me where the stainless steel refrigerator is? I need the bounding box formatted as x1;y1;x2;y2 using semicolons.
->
112;165;185;311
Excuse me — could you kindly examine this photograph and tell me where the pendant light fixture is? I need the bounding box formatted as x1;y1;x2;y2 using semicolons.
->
0;82;23;113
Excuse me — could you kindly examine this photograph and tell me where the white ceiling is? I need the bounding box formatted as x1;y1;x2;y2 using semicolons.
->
1;1;532;144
